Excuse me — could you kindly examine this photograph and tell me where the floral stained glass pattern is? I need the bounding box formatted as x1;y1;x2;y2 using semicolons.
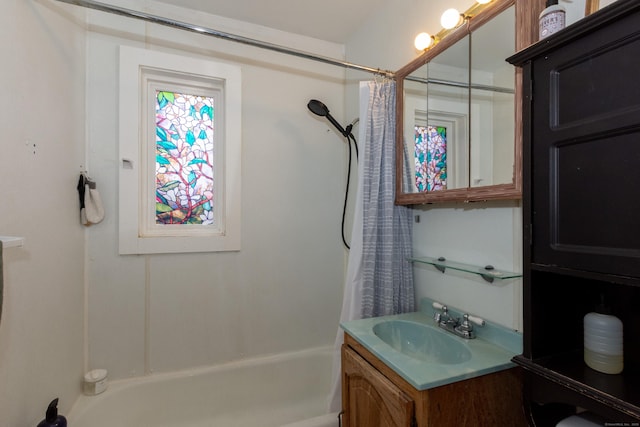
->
155;91;215;225
414;125;447;192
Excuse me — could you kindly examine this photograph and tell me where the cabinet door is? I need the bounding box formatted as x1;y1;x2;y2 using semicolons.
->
528;8;640;278
342;345;415;427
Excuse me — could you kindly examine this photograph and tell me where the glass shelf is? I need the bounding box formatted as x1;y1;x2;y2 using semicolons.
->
408;256;522;283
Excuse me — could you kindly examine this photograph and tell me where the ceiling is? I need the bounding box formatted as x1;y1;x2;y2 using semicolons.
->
153;0;386;44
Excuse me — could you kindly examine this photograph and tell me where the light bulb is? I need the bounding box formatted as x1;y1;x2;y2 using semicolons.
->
476;0;492;4
441;8;463;30
414;32;434;51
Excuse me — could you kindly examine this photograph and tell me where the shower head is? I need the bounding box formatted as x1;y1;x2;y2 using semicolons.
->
307;99;352;138
307;99;329;117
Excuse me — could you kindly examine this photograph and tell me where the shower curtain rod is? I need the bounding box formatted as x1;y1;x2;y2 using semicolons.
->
405;75;515;94
53;0;396;78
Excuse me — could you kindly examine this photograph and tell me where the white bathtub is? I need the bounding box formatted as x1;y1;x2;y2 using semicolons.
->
68;346;339;427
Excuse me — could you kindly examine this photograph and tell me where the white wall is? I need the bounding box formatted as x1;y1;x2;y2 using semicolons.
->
84;1;349;379
0;0;86;424
345;0;523;330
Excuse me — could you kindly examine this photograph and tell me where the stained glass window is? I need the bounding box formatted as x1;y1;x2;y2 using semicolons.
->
414;125;447;192
119;46;241;254
155;91;215;225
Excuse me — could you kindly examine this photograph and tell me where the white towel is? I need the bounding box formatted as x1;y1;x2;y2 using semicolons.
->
84;184;105;225
78;173;105;226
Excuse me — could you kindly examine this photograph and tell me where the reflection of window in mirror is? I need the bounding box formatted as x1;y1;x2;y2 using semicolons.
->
410;108;468;193
404;91;469;194
414;124;447;192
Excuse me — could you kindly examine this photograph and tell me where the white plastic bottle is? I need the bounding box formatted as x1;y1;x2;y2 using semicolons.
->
539;0;566;40
584;297;623;375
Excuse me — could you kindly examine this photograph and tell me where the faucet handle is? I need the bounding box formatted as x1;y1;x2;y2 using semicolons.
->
458;314;472;331
432;301;445;310
457;313;484;330
464;314;485;327
432;302;448;323
454;313;484;338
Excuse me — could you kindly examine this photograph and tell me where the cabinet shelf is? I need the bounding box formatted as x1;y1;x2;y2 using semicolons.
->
408;256;522;283
531;263;640;288
513;354;640;420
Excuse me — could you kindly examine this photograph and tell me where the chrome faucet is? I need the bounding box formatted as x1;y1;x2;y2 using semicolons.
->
432;302;485;339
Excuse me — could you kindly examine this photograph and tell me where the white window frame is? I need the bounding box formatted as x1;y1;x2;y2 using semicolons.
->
118;46;241;254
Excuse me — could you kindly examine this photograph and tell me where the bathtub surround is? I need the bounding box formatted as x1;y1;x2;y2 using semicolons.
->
83;0;347;380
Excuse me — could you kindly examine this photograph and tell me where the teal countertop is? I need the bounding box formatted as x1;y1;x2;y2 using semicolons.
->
340;297;522;391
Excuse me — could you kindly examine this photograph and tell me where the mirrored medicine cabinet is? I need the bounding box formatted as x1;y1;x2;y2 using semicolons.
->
395;0;539;205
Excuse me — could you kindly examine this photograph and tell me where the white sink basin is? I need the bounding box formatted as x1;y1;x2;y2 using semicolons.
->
372;320;472;365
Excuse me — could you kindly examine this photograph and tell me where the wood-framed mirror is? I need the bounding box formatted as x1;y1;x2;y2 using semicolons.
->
395;0;540;205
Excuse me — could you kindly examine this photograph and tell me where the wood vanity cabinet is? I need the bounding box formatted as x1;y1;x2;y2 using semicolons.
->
507;0;640;424
341;333;527;427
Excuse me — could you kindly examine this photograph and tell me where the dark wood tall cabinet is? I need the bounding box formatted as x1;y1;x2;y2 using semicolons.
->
508;0;640;424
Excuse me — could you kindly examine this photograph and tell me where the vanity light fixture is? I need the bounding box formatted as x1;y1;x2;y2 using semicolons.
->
414;0;494;52
414;32;436;50
440;8;464;30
